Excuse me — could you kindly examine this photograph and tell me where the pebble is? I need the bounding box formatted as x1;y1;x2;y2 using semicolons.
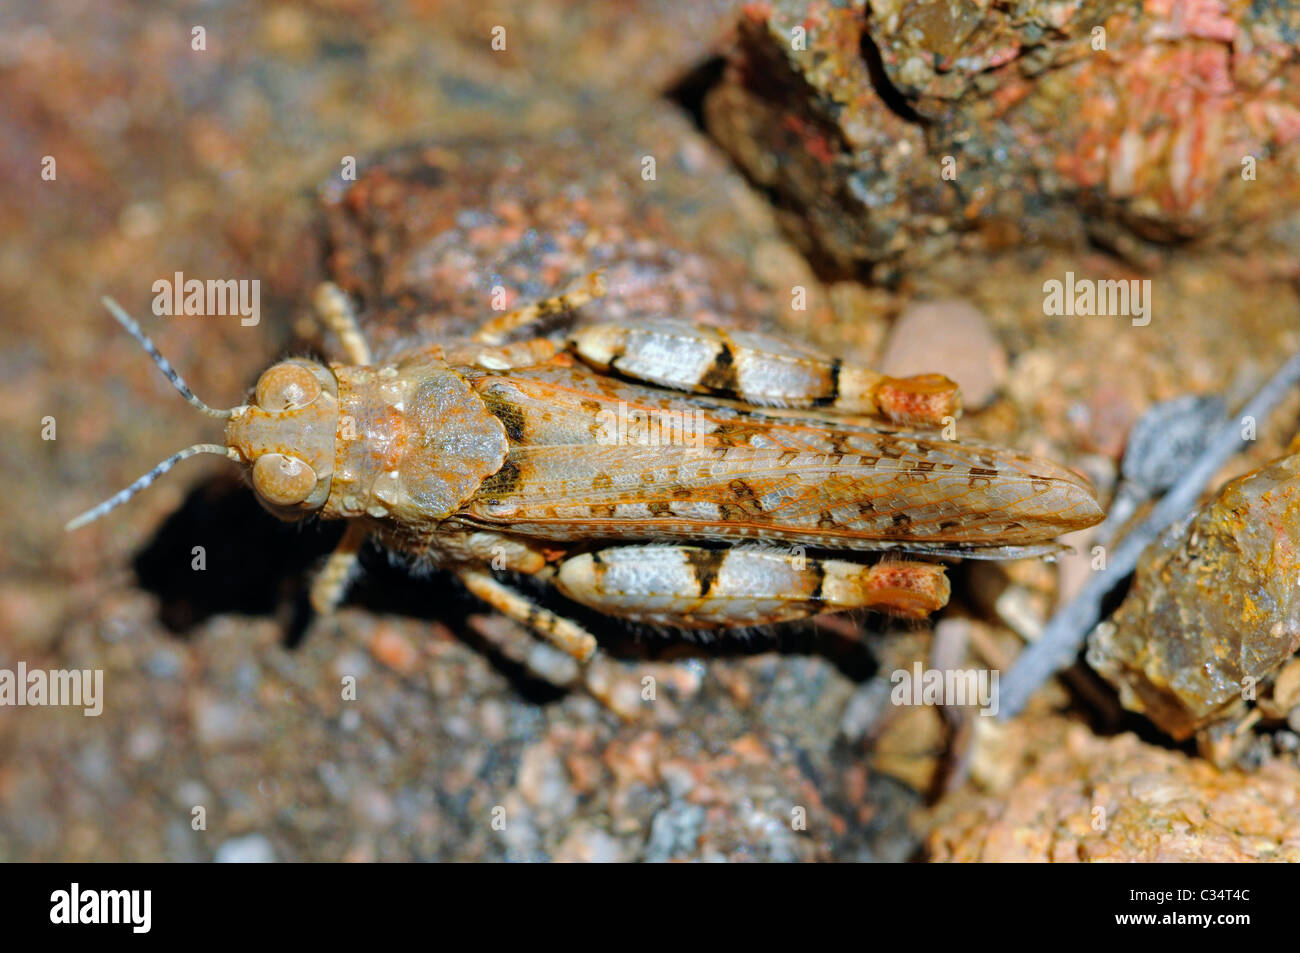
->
878;299;1007;410
214;834;276;863
174;780;210;809
644;803;707;863
369;626;419;674
126;725;163;761
191;696;254;747
555;825;625;863
517;742;577;819
352;785;397;827
144;648;184;679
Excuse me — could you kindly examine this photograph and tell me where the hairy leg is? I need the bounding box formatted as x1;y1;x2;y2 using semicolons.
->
310;522;369;614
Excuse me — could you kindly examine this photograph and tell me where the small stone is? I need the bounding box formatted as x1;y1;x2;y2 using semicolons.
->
352;785;397;827
1088;454;1300;739
1272;658;1300;712
214;834;276;863
191;694;257;747
644;803;706;863
126;725;162;761
369;625;418;674
554;825;625;863
517;742;577;819
879;300;1007;410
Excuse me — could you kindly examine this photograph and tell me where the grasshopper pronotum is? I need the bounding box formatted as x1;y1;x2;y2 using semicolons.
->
69;274;1103;662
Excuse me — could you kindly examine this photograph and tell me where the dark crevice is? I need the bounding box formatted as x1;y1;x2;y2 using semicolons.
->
660;23;921;286
665;54;727;133
859;29;927;125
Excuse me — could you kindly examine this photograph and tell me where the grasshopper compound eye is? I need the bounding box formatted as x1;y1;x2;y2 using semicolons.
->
252;453;318;506
256;362;322;411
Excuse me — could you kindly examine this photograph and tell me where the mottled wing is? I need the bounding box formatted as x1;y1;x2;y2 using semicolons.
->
455;363;1102;554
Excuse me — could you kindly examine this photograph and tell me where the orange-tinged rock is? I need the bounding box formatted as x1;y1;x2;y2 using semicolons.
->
929;719;1300;862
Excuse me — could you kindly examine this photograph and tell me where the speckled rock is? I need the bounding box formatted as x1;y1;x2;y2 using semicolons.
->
312;117;825;361
704;0;1300;277
929;718;1300;862
1087;454;1300;740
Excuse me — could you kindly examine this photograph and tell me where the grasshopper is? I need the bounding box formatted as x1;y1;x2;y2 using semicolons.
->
69;273;1103;663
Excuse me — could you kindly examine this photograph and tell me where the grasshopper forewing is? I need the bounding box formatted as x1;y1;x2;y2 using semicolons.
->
69;275;1103;662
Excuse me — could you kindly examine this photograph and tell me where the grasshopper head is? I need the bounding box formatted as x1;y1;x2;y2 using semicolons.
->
226;360;339;520
66;298;341;531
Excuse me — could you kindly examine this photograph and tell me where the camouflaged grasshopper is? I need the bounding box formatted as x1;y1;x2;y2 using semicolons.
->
68;274;1103;662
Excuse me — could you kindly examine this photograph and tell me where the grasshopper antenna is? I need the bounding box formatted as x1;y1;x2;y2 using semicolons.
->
66;298;247;530
65;443;240;531
100;296;240;419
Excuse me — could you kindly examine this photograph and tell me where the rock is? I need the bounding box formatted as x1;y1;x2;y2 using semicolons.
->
314;109;829;362
1087;454;1300;741
704;0;1300;277
929;719;1300;862
878;299;1006;410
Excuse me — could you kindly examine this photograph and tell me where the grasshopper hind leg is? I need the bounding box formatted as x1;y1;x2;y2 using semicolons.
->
553;544;951;628
473;271;607;346
567;320;960;426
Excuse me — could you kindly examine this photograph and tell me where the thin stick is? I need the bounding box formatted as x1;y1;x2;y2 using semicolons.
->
998;349;1300;719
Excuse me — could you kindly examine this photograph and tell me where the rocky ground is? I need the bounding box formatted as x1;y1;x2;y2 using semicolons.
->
3;0;1299;861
